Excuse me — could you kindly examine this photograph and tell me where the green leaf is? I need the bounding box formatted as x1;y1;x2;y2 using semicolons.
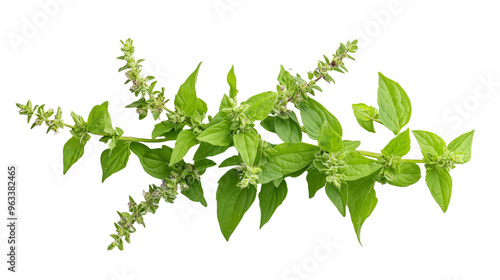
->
413;130;446;161
170;129;199;165
347;174;378;244
306;168;326;198
377;73;411;134
219;155;242;168
343;140;361;152
100;140;131;182
227;65;238;100
258;167;283;184
63;135;90;174
181;179;207;207
260;143;319;183
196;120;232;146
159;129;182;141
152;121;174;139
447;130;474;163
130;143;173;179
194;158;217;170
174;62;201;116
233;130;259;166
260;116;276;133
381;128;411;157
241;91;277;121
274;113;302;143
87;101;114;135
259;180;288;228
193;142;229;161
343;152;383;181
298;98;342;140
216;169;256;241
352;103;378;133
425;167;452;212
318;122;343;153
219;94;233;118
385;162;421;187
325;182;347;217
192;98;208;123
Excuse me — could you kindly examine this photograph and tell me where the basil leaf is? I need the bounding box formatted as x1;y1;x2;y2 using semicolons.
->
130;143;173;179
193;142;229;161
325;182;347;217
306;168;326;198
227;65;238;100
347;174;378;244
413;130;446;161
181;179;207;207
196;119;232;146
381;128;411;157
260;116;276;133
259;180;288;228
219;155;242;168
447;130;474;163
233;130;259;166
152;121;174;139
63;134;90;174
87;101;114;135
318;122;343;153
194;158;216;170
274;113;302;143
170;129;199;165
385;162;421;187
342;140;361;152
174;62;201;117
260;143;319;183
298;98;342;140
377;73;411;134
219;94;233;118
343;152;383;181
100;140;131;182
352;103;378;133
241;91;277;121
216;169;256;241
192;98;208;123
258;167;283;184
425;166;452;212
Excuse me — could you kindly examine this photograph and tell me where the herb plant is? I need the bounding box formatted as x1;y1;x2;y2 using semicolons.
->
16;39;474;250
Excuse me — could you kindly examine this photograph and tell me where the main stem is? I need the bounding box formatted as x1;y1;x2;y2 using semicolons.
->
63;123;170;143
358;150;426;163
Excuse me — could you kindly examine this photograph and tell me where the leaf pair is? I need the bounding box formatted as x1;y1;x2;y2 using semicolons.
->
217;168;288;241
380;129;421;187
413;130;474;212
353;73;411;135
64;101;116;174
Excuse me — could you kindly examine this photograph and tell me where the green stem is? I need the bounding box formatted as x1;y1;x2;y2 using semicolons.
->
358;150;426;164
401;158;426;164
358;150;382;158
63;123;170;143
120;136;170;143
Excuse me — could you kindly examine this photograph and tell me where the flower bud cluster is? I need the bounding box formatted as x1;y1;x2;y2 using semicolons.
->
17;100;64;133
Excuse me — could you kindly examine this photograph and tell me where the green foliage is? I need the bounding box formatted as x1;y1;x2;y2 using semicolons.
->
347;174;378;244
100;140;131;182
16;38;475;250
63;135;90;174
377;73;412;135
352;103;379;133
259;180;287;228
216;169;256;241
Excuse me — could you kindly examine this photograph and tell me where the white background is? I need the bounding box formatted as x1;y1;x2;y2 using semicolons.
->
1;0;499;279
